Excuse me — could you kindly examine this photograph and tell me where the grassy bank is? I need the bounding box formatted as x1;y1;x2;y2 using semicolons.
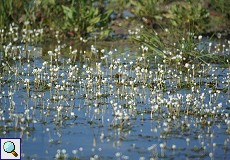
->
0;0;229;40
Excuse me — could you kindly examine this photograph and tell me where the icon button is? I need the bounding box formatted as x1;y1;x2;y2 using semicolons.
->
1;138;21;160
3;141;18;157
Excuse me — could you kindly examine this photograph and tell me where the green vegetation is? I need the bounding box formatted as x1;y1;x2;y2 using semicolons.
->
1;0;229;40
129;0;229;33
132;27;230;71
129;0;229;71
0;1;230;159
130;0;164;23
210;0;230;18
0;0;229;73
0;0;112;39
165;1;210;32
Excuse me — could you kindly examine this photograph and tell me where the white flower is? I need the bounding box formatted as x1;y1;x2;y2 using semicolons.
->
172;144;176;150
185;63;190;68
48;51;53;56
24;21;30;25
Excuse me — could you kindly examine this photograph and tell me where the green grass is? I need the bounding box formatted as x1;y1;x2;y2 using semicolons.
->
132;27;230;71
0;0;112;39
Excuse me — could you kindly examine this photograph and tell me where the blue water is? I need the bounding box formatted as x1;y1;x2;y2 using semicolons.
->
0;45;230;160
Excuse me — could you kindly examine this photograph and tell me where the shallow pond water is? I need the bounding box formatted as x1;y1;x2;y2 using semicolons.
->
0;40;230;160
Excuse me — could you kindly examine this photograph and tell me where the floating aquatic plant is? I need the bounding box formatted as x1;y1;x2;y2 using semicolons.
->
0;23;229;159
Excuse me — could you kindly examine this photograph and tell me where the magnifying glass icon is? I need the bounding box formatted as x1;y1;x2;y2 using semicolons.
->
3;141;18;157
